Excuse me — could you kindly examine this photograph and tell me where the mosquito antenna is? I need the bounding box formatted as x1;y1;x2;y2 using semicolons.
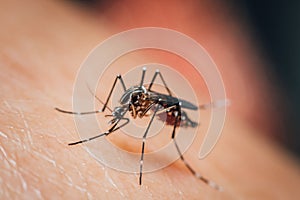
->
140;67;147;86
85;82;112;112
55;83;114;115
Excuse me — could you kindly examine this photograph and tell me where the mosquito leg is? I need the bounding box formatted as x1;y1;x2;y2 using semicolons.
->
140;67;147;86
68;118;129;145
68;131;108;145
68;117;128;145
171;106;222;191
68;108;129;145
55;107;101;115
102;74;127;112
139;104;160;185
180;110;198;128
148;69;172;96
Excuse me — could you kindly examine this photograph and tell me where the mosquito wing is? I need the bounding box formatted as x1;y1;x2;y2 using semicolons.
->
149;91;198;111
178;98;198;110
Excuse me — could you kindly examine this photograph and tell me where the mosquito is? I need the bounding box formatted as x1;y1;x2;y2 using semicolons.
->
55;67;222;191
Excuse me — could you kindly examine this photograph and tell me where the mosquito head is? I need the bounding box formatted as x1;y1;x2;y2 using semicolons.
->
120;85;147;105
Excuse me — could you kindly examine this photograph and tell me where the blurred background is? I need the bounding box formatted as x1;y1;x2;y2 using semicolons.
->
1;1;299;198
69;0;300;157
235;0;300;157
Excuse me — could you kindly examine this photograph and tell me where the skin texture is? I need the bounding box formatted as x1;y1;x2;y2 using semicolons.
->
0;0;300;199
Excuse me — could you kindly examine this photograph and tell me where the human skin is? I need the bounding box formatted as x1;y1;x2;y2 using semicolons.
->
0;0;300;199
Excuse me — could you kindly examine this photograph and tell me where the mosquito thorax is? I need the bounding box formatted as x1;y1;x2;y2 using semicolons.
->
119;85;148;105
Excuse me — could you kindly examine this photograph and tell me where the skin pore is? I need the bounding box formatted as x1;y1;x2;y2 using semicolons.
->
1;0;300;199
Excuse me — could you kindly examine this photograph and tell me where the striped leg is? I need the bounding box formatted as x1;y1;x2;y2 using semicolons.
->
171;106;222;191
139;104;160;185
148;69;172;96
68;108;129;145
